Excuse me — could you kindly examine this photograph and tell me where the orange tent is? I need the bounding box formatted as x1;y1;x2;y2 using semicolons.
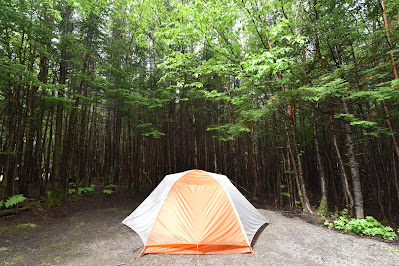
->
122;170;267;256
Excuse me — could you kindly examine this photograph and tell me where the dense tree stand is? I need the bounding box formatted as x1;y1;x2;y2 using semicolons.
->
1;0;399;223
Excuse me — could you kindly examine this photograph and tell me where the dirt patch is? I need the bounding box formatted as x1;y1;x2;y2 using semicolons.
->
1;192;399;265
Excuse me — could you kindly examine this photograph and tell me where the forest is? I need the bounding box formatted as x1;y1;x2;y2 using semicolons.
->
1;0;399;223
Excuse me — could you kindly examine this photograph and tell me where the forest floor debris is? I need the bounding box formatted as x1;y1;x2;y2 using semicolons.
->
1;192;399;265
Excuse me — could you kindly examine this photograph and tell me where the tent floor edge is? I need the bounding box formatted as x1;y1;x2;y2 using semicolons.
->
250;247;256;257
138;246;147;258
144;244;251;255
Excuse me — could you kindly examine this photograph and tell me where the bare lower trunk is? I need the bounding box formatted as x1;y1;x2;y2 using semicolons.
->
311;107;327;213
382;100;399;158
185;99;198;169
342;96;364;219
393;158;399;205
288;106;314;214
272;113;283;207
3;110;17;199
329;112;354;213
250;123;259;198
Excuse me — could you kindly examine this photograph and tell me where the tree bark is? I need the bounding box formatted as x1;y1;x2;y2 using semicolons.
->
329;110;354;213
52;4;72;192
313;0;327;73
311;107;327;213
250;123;259;198
380;0;399;79
341;96;364;219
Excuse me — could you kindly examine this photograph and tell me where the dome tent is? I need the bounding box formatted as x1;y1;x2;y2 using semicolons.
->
122;169;268;256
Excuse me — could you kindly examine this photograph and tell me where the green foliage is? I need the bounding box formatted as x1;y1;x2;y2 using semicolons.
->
280;184;290;198
2;194;27;208
16;223;39;229
68;184;96;199
85;184;96;192
103;184;116;195
47;188;62;207
324;209;397;240
388;248;399;256
207;124;250;141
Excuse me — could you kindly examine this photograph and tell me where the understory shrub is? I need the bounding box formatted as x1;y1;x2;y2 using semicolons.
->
68;183;96;199
47;188;62;207
324;209;397;240
103;184;116;195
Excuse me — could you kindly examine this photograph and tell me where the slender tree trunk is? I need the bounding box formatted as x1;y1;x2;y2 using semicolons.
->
341;96;364;219
369;137;385;218
213;137;217;173
185;98;198;168
250;123;259;198
273;113;283;207
35;55;49;197
44;107;54;187
381;100;399;158
380;0;399;79
285;123;302;208
52;4;72;192
311;107;328;213
3;106;17;198
329;111;354;213
393;157;399;205
289;109;314;213
313;0;327;73
20;85;38;196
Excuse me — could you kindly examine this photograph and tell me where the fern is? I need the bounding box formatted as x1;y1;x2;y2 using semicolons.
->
5;194;27;208
103;190;114;195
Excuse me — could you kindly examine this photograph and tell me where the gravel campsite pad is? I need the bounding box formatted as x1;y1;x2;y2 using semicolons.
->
1;193;399;265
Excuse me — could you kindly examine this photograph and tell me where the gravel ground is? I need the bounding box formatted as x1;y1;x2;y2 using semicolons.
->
1;195;399;266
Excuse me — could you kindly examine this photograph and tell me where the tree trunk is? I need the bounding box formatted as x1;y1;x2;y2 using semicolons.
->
52;4;72;192
313;0;327;73
250;123;259;198
393;157;399;205
185;98;198;169
311;107;328;213
380;0;399;79
2;105;17;199
272;113;283;207
329;110;354;213
341;96;364;219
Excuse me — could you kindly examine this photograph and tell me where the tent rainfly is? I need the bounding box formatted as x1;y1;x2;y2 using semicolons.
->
122;169;268;256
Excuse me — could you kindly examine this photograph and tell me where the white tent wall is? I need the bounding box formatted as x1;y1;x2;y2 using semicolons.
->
208;172;268;244
122;171;189;244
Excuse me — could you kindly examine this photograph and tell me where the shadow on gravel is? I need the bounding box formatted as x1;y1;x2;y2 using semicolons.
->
252;223;269;247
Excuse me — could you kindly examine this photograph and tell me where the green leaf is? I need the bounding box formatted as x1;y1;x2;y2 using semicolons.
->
5;194;27;208
284;169;295;174
85;185;95;192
